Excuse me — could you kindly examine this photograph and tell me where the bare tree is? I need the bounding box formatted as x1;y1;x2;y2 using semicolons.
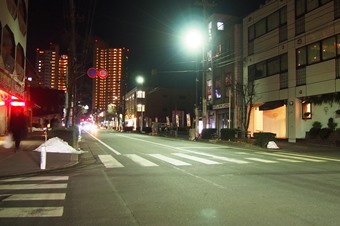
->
236;81;256;134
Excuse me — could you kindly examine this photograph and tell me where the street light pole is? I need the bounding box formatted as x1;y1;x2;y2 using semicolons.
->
136;76;144;133
182;28;204;139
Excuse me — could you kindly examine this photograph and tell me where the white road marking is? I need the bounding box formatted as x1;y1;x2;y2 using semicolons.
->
172;153;221;165
87;132;121;155
149;154;191;166
190;152;249;164
0;207;64;217
246;158;277;163
274;152;340;162
0;176;69;182
0;184;68;190
3;193;66;201
125;154;158;167
98;155;124;168
276;158;302;163
257;152;326;162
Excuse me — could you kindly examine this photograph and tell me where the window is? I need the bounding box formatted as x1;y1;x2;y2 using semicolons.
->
255;61;266;79
16;44;25;81
136;90;145;98
255;18;266;38
267;11;279;32
296;0;306;17
267;56;280;75
217;21;224;31
337;34;340;55
295;16;305;35
248;25;255;41
296;67;306;86
215;77;221;99
2;25;15;73
18;0;27;35
307;0;319;12
322;37;336;60
297;47;307;67
320;0;331;4
279;24;287;42
302;102;312;119
308;42;320;64
335;0;340;19
280;6;287;25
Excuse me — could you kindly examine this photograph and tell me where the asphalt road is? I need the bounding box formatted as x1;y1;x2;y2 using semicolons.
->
1;129;340;226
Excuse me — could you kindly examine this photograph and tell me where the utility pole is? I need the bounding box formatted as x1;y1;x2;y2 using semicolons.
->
65;0;77;127
194;0;217;130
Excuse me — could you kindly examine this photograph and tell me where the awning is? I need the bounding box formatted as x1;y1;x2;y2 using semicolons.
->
259;100;285;111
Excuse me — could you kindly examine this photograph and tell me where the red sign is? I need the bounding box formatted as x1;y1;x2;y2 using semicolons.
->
97;68;108;79
87;68;97;78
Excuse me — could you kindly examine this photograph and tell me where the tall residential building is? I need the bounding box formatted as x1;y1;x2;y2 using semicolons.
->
92;39;129;117
0;0;28;135
58;54;68;91
243;0;340;142
35;43;59;89
35;43;67;91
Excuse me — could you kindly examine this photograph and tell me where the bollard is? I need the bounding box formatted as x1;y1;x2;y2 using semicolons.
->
40;145;46;170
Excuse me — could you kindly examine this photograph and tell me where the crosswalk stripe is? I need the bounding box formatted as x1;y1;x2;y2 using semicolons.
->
0;176;69;182
125;154;158;167
190;152;249;164
0;184;68;190
172;153;221;165
275;152;340;162
276;158;302;163
98;155;124;168
149;154;191;166
2;193;66;201
0;207;64;217
257;152;326;162
246;158;277;163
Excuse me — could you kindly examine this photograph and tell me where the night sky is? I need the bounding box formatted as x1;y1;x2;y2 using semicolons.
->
27;0;265;90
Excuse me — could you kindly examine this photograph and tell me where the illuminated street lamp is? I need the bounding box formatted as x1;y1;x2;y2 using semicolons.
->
136;76;144;132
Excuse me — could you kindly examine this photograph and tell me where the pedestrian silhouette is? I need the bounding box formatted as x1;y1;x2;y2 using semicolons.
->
9;108;27;151
50;115;60;128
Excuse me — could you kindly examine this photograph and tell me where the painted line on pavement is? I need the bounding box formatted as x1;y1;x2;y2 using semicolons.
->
0;184;68;190
3;193;66;201
98;155;124;168
149;154;191;166
0;176;69;182
125;154;158;167
87;132;121;155
246;158;277;163
0;207;64;217
172;153;221;165
257;152;326;162
273;152;340;162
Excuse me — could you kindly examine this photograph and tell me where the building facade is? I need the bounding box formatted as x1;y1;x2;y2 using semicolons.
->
35;43;67;90
243;0;340;141
124;86;195;131
203;14;243;133
0;0;28;135
92;40;129;120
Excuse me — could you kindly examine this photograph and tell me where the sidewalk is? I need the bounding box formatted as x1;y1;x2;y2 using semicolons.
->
0;131;339;178
0;131;79;178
